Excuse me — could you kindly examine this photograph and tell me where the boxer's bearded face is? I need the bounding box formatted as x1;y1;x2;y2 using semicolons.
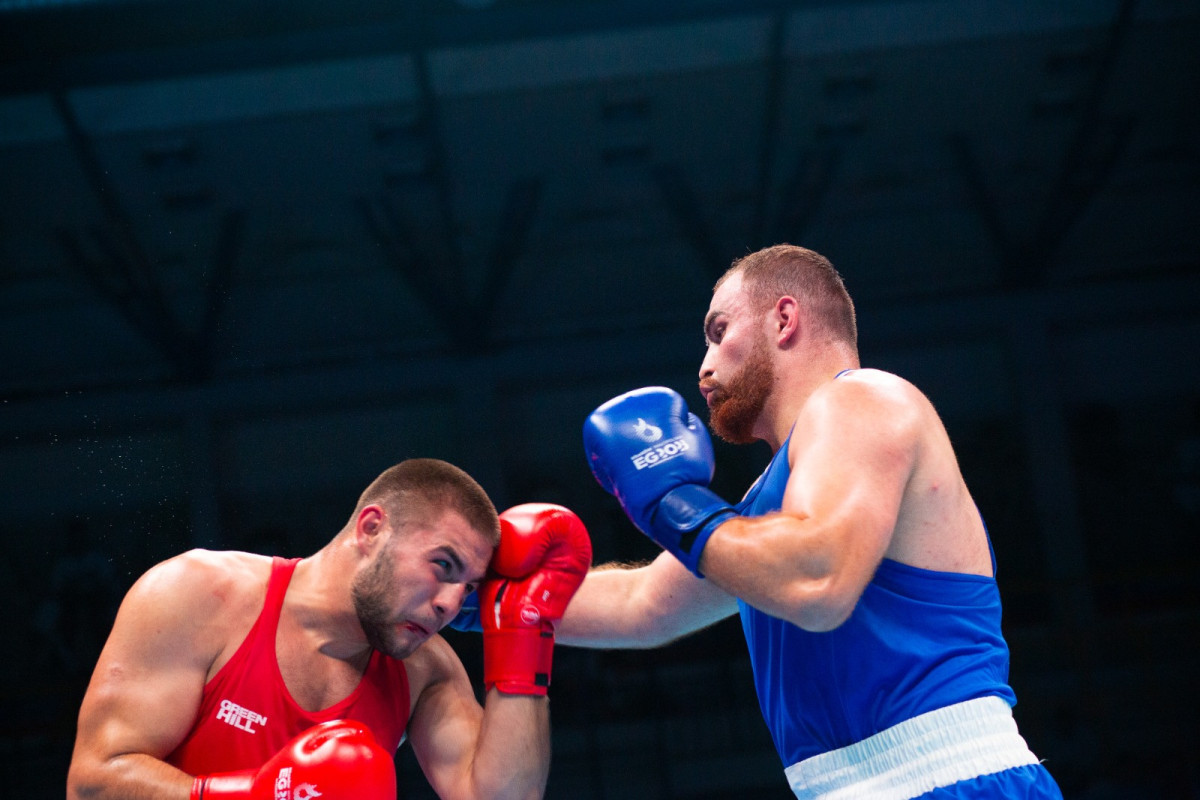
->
352;537;445;661
352;513;490;659
352;547;410;658
707;332;774;444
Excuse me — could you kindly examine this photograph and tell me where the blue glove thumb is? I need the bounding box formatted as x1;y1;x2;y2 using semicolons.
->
446;589;483;632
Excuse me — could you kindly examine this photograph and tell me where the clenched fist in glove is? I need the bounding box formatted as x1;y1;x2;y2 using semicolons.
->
583;386;736;577
482;503;592;695
192;719;395;800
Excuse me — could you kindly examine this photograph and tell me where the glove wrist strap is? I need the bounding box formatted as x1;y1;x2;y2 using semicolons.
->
483;626;554;696
649;484;735;577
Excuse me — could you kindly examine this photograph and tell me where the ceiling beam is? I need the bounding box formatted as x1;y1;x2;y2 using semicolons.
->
2;1;1156;97
409;36;467;287
653;163;726;283
474;177;544;345
359;176;542;354
197;210;245;369
1030;0;1137;284
52;90;215;380
768;145;842;246
948;0;1137;290
356;191;470;351
751;7;788;246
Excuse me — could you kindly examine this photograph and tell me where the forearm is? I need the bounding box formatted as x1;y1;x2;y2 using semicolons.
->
557;554;736;648
698;513;858;632
555;563;657;647
67;752;193;800
470;693;550;800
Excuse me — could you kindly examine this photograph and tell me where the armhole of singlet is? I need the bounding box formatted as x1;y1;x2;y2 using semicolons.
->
203;556;296;689
260;557;297;631
980;515;998;578
830;369;996;579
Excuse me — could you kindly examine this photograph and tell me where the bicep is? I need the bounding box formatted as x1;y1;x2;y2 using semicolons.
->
73;562;218;766
782;385;917;577
696;381;922;630
405;641;483;799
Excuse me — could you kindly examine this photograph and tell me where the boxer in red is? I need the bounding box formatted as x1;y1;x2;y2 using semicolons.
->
67;458;591;800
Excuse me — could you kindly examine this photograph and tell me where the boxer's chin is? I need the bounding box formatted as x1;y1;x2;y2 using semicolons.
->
709;396;760;444
708;343;773;445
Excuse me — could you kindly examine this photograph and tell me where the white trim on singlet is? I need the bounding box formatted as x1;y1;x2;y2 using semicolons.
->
785;696;1040;800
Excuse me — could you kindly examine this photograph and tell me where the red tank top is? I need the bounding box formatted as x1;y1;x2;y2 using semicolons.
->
166;557;410;774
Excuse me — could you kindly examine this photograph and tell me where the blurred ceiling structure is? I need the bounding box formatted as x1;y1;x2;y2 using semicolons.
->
2;0;1196;405
2;3;1199;796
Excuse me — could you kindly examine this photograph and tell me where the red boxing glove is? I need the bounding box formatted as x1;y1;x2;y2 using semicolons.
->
481;503;592;695
191;720;396;800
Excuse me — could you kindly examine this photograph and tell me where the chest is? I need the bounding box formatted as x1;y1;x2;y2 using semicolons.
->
274;620;370;712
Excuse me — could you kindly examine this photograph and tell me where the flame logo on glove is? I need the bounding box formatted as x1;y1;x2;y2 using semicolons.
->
632;418;663;443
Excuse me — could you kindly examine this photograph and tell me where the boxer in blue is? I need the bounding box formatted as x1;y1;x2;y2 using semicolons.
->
565;244;1062;798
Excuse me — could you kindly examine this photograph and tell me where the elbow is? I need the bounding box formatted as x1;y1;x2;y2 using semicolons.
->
781;577;859;633
66;761;103;800
791;605;854;633
67;751;140;800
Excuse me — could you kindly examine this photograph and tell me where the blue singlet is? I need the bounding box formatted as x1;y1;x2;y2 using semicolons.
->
734;426;1062;798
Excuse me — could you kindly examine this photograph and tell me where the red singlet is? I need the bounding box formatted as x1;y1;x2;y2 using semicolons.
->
166;557;411;774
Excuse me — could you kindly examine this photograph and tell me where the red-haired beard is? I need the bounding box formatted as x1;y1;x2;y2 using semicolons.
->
703;335;774;445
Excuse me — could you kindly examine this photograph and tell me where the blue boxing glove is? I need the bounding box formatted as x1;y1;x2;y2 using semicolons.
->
583;386;735;576
447;589;483;632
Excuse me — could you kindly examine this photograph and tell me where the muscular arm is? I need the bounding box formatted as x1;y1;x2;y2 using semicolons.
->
698;373;919;632
555;552;738;648
406;637;549;800
67;551;244;800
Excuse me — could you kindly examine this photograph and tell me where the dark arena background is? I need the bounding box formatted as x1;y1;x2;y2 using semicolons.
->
2;1;1198;797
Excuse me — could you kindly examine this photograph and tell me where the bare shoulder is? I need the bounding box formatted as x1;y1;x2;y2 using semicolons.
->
804;369;928;435
824;368;924;404
132;549;270;610
834;374;990;573
119;550;274;657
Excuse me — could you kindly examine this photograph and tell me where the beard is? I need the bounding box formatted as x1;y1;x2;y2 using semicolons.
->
705;335;774;445
351;548;409;659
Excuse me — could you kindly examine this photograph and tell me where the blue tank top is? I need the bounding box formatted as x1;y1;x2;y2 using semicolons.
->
736;435;1017;766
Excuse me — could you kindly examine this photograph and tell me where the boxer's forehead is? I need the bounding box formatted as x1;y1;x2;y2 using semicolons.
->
709;271;744;312
705;272;751;339
407;508;493;580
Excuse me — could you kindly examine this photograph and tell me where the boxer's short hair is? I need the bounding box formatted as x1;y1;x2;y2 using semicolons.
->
356;458;500;546
719;244;857;350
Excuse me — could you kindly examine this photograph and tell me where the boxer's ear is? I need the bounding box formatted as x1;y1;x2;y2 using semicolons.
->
774;295;800;346
354;504;386;553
